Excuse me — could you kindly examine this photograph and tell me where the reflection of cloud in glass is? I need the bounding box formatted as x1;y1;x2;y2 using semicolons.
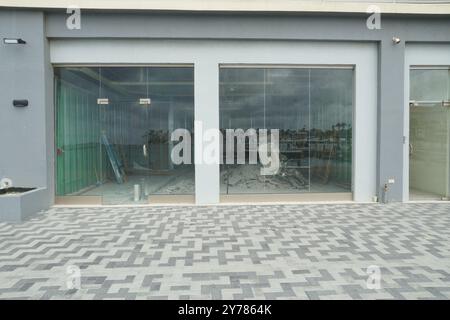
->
219;66;354;194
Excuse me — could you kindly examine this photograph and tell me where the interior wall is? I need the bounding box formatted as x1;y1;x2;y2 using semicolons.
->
55;79;103;195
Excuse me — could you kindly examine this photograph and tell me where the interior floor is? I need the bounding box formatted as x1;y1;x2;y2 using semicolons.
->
71;169;194;205
220;164;350;194
409;188;445;201
220;182;349;194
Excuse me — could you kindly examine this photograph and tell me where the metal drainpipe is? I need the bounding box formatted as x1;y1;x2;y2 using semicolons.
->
382;183;389;204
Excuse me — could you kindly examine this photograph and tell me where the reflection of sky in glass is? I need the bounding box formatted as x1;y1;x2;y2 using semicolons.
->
56;67;194;145
410;69;450;102
220;68;353;131
219;66;354;195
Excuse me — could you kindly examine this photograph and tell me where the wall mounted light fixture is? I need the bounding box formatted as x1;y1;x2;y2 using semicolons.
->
13;100;29;107
139;98;151;105
97;98;109;105
3;38;26;44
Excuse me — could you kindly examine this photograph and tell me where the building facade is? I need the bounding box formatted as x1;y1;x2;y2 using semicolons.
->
1;1;450;218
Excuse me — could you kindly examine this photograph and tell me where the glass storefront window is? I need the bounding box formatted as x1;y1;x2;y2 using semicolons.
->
219;66;354;195
55;66;194;204
409;68;450;200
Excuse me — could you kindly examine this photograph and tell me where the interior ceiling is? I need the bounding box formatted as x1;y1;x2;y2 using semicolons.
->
60;66;352;99
65;67;195;98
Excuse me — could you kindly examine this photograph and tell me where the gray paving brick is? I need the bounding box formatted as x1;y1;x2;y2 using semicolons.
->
0;203;449;299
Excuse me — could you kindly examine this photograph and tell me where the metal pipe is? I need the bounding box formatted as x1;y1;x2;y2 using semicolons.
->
382;183;389;204
134;184;141;202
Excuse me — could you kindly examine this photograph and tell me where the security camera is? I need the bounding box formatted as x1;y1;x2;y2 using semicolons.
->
392;37;401;44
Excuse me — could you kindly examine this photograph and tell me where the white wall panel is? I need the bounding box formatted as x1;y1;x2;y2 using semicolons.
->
50;39;378;203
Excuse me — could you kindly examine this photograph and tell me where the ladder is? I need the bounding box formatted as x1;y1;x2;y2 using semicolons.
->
100;132;126;184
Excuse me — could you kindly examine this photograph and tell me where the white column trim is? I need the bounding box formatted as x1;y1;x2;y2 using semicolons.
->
50;39;378;203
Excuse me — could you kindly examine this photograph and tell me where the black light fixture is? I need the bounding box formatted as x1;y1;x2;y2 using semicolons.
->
3;38;26;44
13;100;29;108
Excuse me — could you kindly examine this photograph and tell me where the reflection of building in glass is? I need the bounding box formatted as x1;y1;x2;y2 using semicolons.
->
54;67;195;204
219;67;353;194
409;68;450;201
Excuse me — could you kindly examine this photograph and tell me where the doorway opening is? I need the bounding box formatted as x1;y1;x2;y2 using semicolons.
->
54;66;195;205
219;65;354;200
409;67;450;201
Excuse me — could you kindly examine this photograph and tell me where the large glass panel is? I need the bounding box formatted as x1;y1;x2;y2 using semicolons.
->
409;68;450;200
219;66;353;195
55;66;194;204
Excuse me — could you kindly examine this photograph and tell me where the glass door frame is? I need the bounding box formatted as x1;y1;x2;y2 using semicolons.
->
50;39;379;204
407;65;450;201
53;63;196;205
218;63;355;203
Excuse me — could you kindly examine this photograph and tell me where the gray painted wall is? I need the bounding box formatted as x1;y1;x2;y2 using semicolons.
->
45;12;450;42
44;11;450;202
1;9;450;211
0;10;53;206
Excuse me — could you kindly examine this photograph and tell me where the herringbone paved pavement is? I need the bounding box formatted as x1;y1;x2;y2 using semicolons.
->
0;203;449;300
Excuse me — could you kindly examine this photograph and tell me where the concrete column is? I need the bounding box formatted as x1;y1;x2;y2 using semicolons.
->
194;61;220;204
377;38;406;202
0;10;53;207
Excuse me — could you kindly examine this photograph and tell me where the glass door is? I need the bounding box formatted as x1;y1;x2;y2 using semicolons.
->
55;66;195;205
409;67;450;201
219;66;354;197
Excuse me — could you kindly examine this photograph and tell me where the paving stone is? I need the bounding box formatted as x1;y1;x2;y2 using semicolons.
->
0;203;449;299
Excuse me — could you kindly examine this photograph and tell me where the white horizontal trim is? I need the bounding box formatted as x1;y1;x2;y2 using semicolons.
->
1;0;450;15
410;65;450;69
52;63;194;68
220;64;354;69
